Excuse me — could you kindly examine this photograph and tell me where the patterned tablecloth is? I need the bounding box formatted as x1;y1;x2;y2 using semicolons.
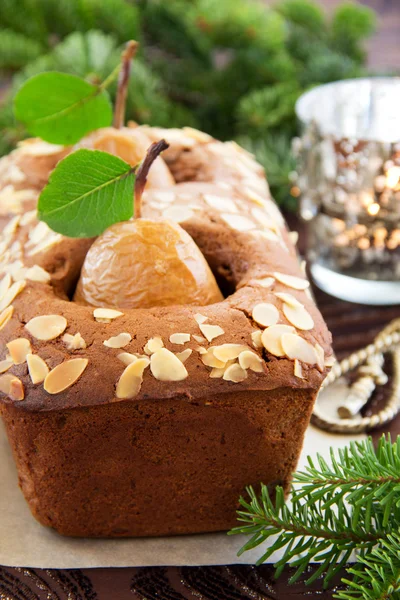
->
0;285;399;600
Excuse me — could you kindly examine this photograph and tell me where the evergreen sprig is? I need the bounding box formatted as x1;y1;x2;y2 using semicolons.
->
230;436;400;599
0;0;380;209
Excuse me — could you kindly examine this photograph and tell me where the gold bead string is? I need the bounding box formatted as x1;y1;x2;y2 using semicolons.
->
312;318;400;434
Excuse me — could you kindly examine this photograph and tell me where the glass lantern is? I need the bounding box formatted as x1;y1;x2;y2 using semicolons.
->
295;78;400;305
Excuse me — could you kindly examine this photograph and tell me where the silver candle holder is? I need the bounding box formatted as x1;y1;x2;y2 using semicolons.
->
295;78;400;305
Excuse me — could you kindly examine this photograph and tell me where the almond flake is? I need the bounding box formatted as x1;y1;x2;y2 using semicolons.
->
183;127;212;142
0;359;12;373
243;188;266;206
26;314;67;341
325;356;336;367
252;303;279;328
194;313;208;325
261;324;296;357
251;330;263;348
26;221;51;246
0;280;25;312
275;292;302;307
220;213;255;232
116;357;150;399
118;352;138;366
144;336;164;354
104;333;132;348
193;334;206;343
273;272;309;290
212;344;249;362
93;308;124;323
203;194;238;213
0;373;24;401
0;274;11;300
238;350;263;373
250;277;275;289
62;332;86;350
176;348;192;363
6;338;31;364
210;359;236;378
199;323;224;342
169;333;191;345
294;359;303;379
223;363;248;383
150;348;188;381
282;303;314;331
288;231;299;245
281;333;318;365
24;265;51;283
254;229;281;243
44;358;88;394
20;210;37;227
195;346;207;355
3;215;20;237
200;348;226;368
315;343;325;371
26;353;49;384
164;206;194;223
0;306;13;331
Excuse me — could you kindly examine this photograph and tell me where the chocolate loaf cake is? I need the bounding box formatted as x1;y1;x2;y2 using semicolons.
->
0;126;332;537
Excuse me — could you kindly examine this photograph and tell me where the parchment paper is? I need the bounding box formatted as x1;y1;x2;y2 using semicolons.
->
0;382;365;568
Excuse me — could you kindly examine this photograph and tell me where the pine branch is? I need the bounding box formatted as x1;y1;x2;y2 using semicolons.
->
230;436;400;598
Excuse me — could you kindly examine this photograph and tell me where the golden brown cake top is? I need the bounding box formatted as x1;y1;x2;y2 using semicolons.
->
0;127;333;412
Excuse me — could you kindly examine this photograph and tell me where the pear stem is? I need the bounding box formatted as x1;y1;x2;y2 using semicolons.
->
113;40;138;129
134;140;169;219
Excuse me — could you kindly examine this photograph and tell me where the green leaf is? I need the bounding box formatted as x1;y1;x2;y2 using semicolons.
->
38;149;134;238
14;72;113;144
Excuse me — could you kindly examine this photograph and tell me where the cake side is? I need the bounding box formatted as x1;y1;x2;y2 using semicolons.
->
1;385;316;537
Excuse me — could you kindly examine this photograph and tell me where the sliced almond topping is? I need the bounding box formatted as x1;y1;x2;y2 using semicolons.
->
288;231;299;245
238;350;264;373
116;357;150;399
200;348;226;368
144;336;164;354
3;215;20;237
294;359;304;379
0;306;13;331
315;343;325;371
93;308;124;323
203;194;238;213
254;229;280;243
282;303;314;331
0;273;11;300
273;272;309;290
169;333;191;345
44;358;89;394
24;265;51;283
281;333;318;365
252;303;279;328
223;363;248;383
261;324;296;357
104;332;132;348
0;280;26;312
26;353;49;384
199;323;224;342
62;332;86;350
250;276;275;289
325;355;336;367
213;344;249;362
194;313;208;325
210;359;236;378
0;359;12;373
150;348;188;381
0;374;24;401
195;345;207;355
251;330;263;349
26;221;51;246
275;292;302;307
183;126;212;142
193;334;206;343
25;314;67;341
118;352;138;366
176;348;192;363
20;210;37;227
220;213;255;232
164;206;194;223
6;338;31;364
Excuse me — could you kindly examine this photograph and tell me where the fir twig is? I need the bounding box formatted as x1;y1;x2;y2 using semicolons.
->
230;436;400;599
